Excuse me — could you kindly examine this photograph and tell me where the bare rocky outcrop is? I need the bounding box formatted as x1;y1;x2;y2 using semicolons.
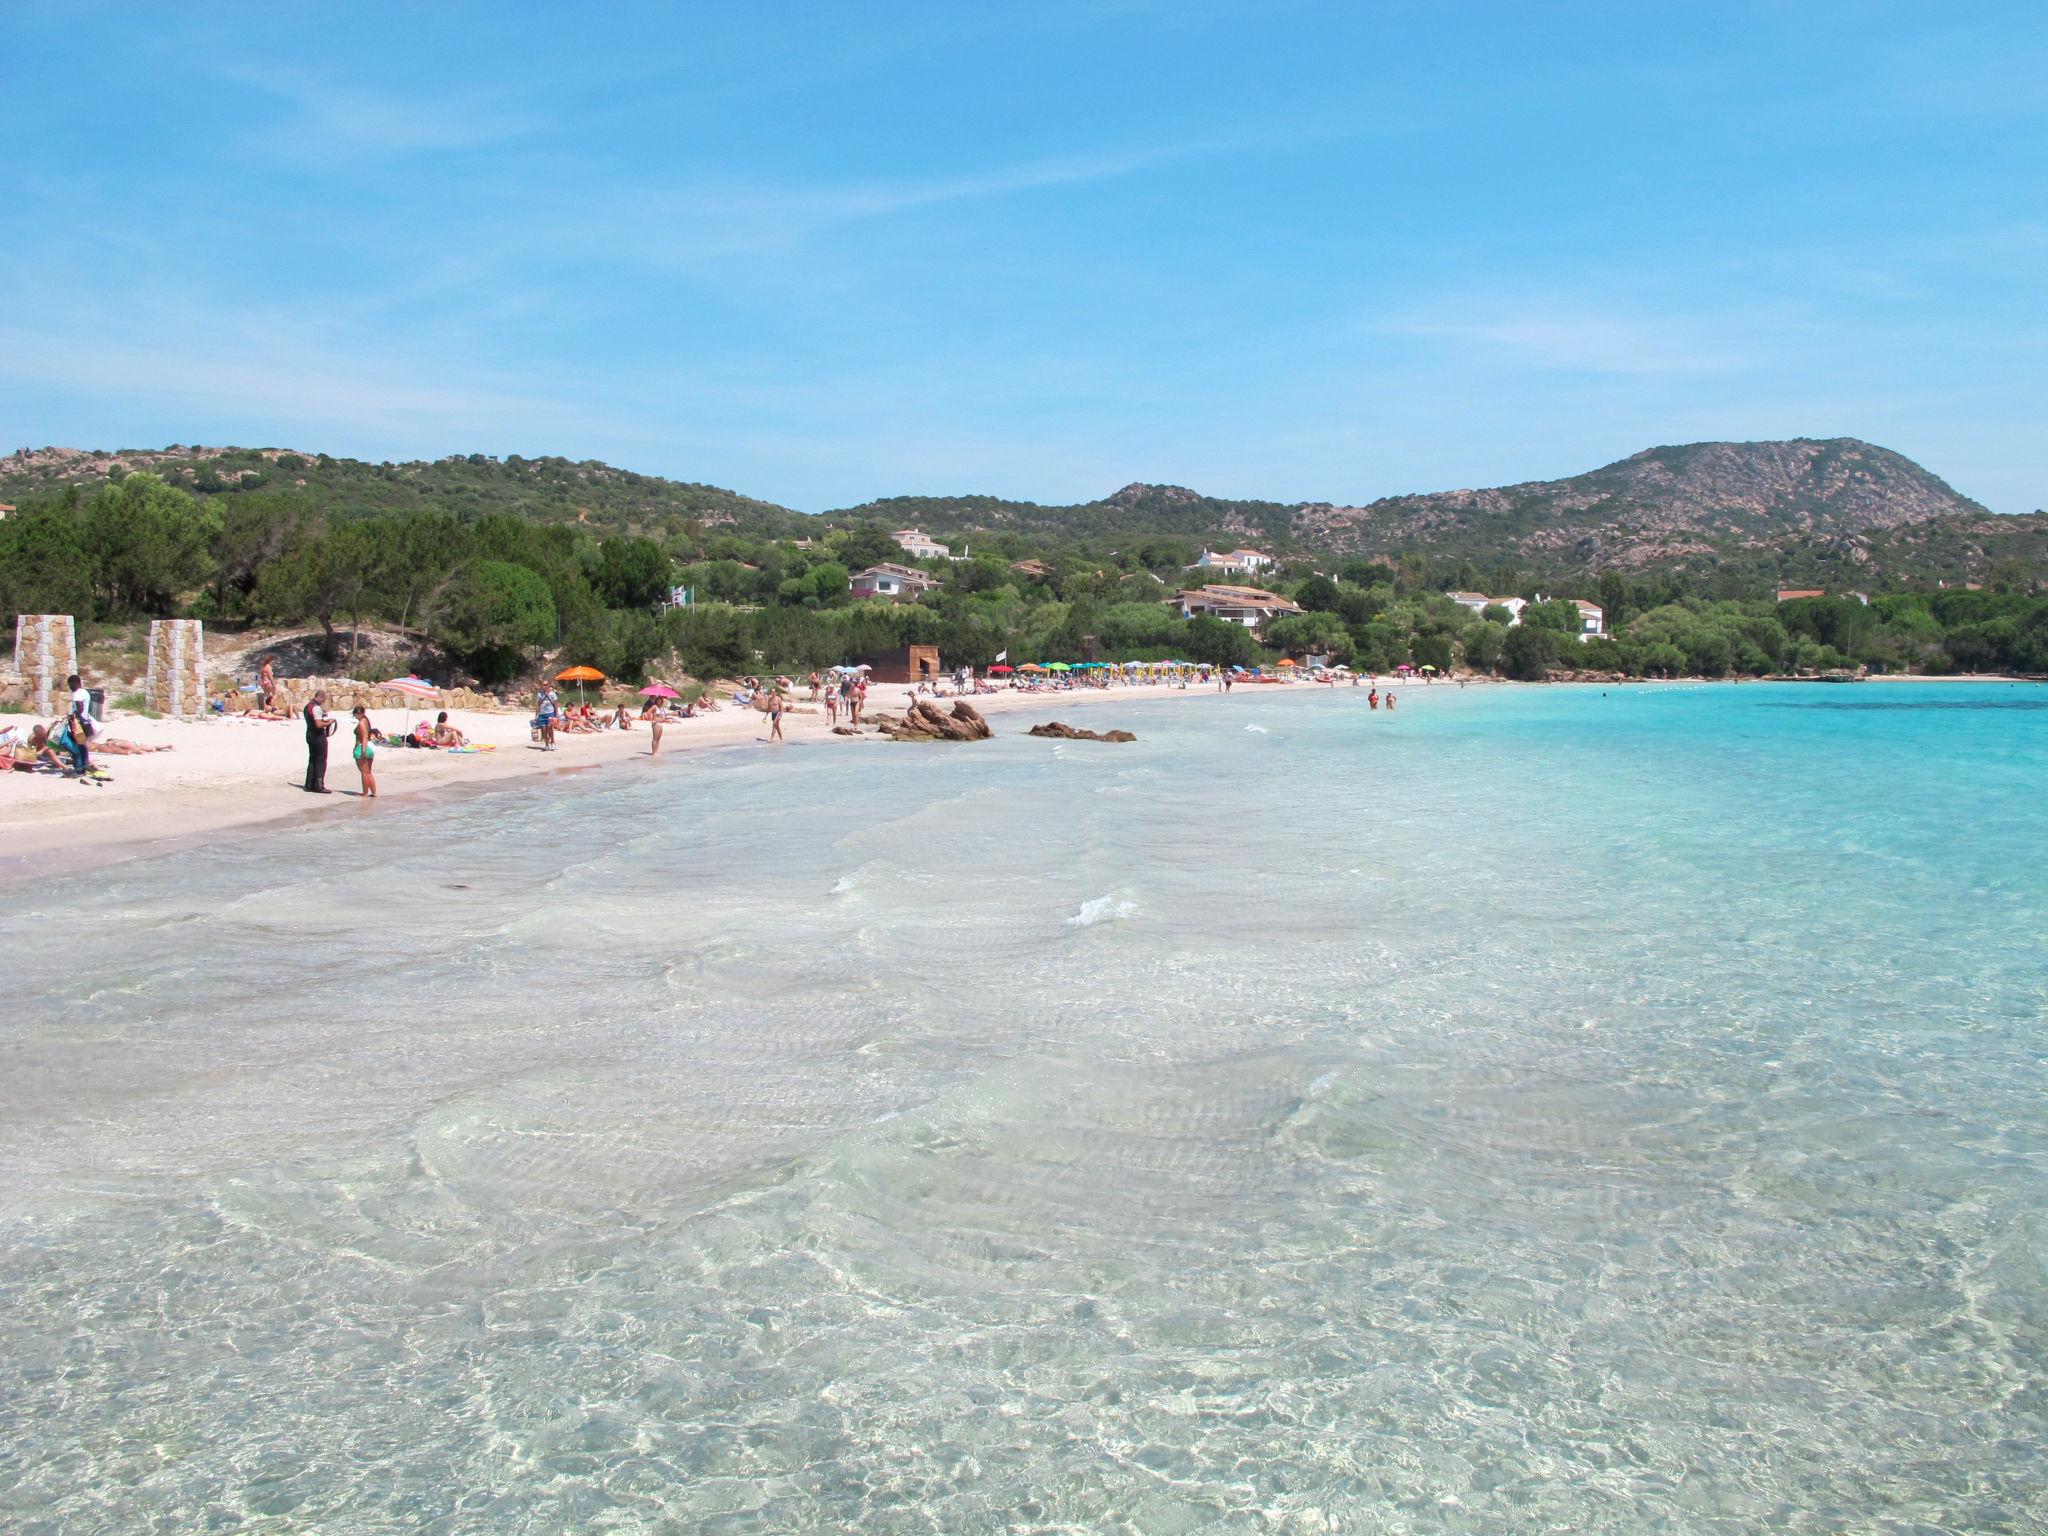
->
871;700;992;741
1027;721;1135;742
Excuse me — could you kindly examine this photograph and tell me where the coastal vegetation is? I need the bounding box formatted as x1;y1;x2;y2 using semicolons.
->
2;452;2043;687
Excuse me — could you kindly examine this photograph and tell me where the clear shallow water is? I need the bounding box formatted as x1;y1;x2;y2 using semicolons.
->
2;681;2044;1534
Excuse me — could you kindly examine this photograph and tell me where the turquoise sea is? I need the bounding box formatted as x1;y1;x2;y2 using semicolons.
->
2;681;2044;1534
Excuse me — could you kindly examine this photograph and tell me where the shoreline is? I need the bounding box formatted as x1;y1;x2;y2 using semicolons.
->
3;671;2030;873
0;677;1289;869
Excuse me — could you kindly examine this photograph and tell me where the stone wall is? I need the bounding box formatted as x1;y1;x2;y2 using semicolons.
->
145;619;207;717
13;614;76;716
261;677;514;715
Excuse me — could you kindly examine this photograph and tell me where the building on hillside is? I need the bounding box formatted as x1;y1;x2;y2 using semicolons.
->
1776;589;1827;602
1447;592;1528;625
891;528;950;560
857;644;942;684
1187;547;1274;574
1010;559;1051;578
1573;600;1605;639
0;503;14;521
850;563;940;600
1172;584;1304;628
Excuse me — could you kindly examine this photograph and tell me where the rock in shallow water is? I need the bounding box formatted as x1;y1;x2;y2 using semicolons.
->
1027;721;1135;742
874;700;993;740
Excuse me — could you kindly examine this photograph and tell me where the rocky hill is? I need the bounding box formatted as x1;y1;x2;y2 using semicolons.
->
3;436;2025;583
833;439;1994;573
0;444;805;539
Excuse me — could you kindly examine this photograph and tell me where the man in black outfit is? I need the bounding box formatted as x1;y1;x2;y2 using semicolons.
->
303;690;334;792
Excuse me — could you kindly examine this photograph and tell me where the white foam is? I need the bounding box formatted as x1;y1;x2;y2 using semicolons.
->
1066;895;1138;927
1244;724;1269;733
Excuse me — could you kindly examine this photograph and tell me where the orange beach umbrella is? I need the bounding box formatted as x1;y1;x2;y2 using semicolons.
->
554;664;606;705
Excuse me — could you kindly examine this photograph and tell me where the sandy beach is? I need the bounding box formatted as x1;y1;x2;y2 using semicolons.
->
0;677;1319;866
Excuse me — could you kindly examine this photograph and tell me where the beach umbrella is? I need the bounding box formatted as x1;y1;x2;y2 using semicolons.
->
1276;657;1298;668
1046;662;1070;672
639;683;681;699
988;664;1014;674
555;664;605;706
383;674;440;729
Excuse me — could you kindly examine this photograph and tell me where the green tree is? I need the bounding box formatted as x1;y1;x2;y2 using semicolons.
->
1183;614;1257;667
1461;619;1507;671
81;472;219;615
432;561;557;680
1264;610;1351;660
1500;624;1557;680
836;523;902;571
1293;574;1341;613
0;504;94;620
1523;598;1580;634
594;536;672;609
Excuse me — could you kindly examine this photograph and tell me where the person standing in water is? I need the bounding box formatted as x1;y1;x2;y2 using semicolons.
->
767;689;785;743
648;706;664;755
1385;691;1397;710
303;690;334;792
351;706;378;797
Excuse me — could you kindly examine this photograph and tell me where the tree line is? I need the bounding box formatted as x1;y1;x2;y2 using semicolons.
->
2;472;2043;684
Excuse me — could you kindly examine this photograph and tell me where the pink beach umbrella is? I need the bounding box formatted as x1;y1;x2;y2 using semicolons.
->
383;674;440;728
638;683;681;699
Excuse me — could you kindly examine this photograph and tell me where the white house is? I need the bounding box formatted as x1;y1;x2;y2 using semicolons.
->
1448;592;1527;625
851;563;940;600
891;528;950;560
1172;584;1304;628
1573;599;1604;639
1188;547;1274;575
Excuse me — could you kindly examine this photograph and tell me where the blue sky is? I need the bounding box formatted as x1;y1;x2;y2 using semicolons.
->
2;1;2042;512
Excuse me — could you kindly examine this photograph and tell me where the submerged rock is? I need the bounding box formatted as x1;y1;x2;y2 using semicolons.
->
1027;721;1136;743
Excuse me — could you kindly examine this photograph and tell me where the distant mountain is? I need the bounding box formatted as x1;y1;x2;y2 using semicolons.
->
831;438;1995;573
3;435;2027;584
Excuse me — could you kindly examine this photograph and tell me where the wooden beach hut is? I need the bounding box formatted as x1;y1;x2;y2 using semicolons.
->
857;645;942;684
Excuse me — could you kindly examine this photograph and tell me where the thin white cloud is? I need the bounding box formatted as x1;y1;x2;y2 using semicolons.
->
496;140;1221;270
1376;302;1772;377
219;62;542;156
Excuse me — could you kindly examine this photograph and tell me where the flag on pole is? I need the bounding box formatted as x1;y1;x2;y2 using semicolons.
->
994;650;1007;662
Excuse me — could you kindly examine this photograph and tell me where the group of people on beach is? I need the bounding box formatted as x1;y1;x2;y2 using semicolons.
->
805;671;869;728
2;673;175;787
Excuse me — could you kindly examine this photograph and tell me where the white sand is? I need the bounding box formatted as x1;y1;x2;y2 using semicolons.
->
0;678;1325;864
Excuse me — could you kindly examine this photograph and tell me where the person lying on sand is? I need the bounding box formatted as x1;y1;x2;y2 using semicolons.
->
88;738;174;755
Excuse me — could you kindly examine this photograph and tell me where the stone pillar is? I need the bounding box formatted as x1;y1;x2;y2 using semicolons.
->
13;614;76;716
145;619;207;717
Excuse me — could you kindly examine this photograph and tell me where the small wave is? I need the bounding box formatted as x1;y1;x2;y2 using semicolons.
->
830;873;859;895
1067;895;1138;927
1244;724;1269;734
